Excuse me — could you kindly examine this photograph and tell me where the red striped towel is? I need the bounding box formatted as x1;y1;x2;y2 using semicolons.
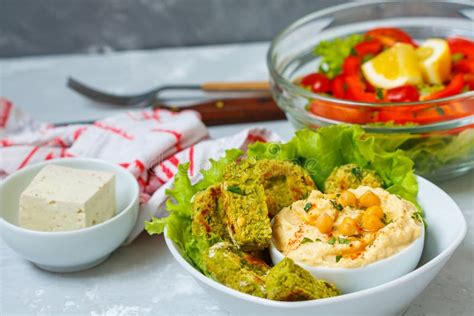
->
0;98;280;242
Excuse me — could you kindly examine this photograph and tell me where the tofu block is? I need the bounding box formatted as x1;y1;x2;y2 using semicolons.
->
19;164;116;232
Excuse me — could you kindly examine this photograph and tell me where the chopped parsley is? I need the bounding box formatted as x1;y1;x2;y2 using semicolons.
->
327;237;336;245
351;166;364;181
301;237;314;244
330;199;343;211
315;238;322;242
227;185;244;195
338;237;350;244
335;255;342;263
452;53;464;62
376;88;384;100
435;107;445;116
304;203;312;212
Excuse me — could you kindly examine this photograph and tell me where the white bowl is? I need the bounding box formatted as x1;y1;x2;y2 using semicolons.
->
0;158;139;273
164;176;466;316
270;217;425;293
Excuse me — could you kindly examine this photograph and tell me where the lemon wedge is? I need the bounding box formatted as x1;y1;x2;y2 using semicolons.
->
362;43;423;89
417;38;451;85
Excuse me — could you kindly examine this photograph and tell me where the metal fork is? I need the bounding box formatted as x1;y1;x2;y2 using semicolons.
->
67;77;270;106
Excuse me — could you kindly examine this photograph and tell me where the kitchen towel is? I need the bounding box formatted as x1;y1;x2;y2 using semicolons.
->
0;98;280;242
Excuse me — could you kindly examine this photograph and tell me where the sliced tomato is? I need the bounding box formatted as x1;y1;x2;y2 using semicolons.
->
345;75;378;102
453;58;474;74
386;85;420;102
366;27;417;47
342;55;361;76
422;74;465;101
354;40;383;56
300;73;332;93
331;74;347;99
447;37;474;59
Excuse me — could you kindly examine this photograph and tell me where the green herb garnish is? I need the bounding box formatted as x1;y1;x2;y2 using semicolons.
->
452;53;464;62
435;107;445;116
338;237;350;244
304;203;312;212
376;88;384;100
315;238;322;242
328;237;336;245
351;166;364;181
335;255;342;263
330;199;343;211
227;185;244;195
301;237;314;244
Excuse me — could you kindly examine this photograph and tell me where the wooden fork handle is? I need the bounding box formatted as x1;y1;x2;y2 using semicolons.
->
200;81;270;91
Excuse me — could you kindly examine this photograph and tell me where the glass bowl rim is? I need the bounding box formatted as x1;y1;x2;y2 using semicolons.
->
266;0;474;108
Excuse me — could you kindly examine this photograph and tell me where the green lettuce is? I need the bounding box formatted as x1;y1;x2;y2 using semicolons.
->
145;150;243;272
314;34;364;78
146;125;420;272
372;128;474;176
248;125;418;207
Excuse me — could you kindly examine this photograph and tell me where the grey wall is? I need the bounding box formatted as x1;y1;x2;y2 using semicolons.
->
0;0;348;57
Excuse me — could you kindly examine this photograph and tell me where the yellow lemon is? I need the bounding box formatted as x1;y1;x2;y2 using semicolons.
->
417;38;451;85
362;43;423;89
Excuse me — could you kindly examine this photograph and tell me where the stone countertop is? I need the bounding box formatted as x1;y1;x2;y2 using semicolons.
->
1;43;473;316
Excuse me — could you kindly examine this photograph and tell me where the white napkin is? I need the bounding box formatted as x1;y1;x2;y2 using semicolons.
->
0;98;280;243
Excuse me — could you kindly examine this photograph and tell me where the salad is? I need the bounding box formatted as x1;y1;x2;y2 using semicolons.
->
300;27;473;105
146;125;421;301
296;27;474;179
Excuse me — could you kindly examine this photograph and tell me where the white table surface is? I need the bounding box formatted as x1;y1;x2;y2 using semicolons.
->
1;43;473;316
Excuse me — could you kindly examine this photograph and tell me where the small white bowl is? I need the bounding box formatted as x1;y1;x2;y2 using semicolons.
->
270;225;425;293
165;176;466;315
0;158;139;273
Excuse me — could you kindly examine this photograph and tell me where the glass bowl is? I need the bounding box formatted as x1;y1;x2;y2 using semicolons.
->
267;0;474;181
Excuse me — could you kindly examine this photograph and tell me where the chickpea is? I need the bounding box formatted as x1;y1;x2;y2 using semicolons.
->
338;190;358;207
361;213;384;231
338;217;359;236
365;205;384;219
315;213;334;234
359;191;381;208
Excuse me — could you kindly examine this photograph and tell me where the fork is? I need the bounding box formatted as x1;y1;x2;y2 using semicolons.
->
67;77;270;106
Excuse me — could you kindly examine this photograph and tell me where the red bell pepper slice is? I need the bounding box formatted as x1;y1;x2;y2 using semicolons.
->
453;59;474;74
386;85;420;102
331;74;347;99
345;75;378;102
342;55;361;76
422;74;465;101
366;28;417;47
354;40;383;57
448;37;474;59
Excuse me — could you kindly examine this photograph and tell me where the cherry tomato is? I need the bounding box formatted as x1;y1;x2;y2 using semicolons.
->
331;74;347;99
386;85;420;102
447;37;474;59
354;40;383;56
300;73;332;93
366;28;417;47
345;75;378;102
453;59;474;74
342;55;361;76
422;74;465;101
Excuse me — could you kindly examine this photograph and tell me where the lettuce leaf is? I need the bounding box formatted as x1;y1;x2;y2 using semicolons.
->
248;125;419;207
314;34;364;78
145;150;243;273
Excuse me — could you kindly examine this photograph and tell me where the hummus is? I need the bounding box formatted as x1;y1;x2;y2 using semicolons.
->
272;186;423;268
